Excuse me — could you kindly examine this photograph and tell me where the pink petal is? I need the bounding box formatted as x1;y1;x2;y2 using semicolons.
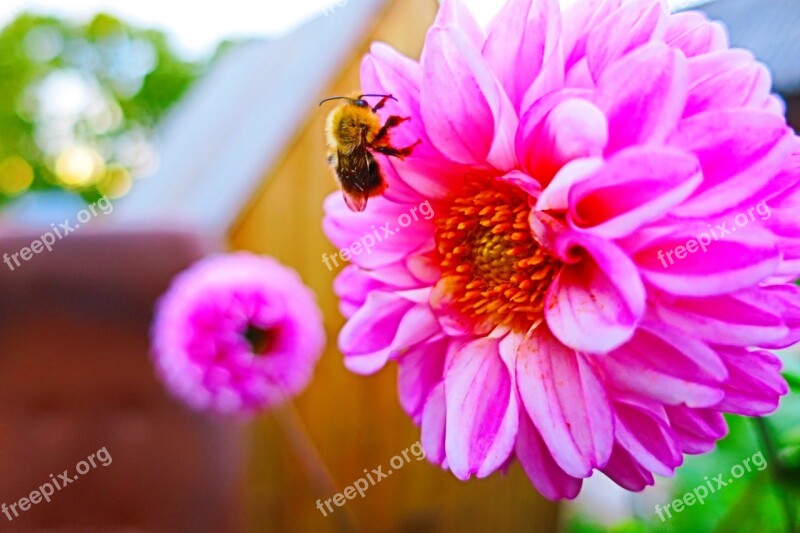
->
398;336;448;424
613;399;682;476
599;323;726;407
760;284;800;349
483;0;562;111
652;289;790;346
444;336;519;479
434;0;485;49
350;260;430;291
516;412;583;500
763;95;786;117
516;88;594;183
634;227;780;296
684;50;772;117
358;47;432;203
714;347;788;416
536;157;602;212
360;44;425;157
666;406;728;454
334;263;426;317
766;177;800;278
405;252;440;287
519;45;567;115
601;444;655;491
767;156;800;212
499;170;543;198
774;243;800;280
562;0;621;70
339;291;411;356
569;146;701;238
546;233;645;353
339;291;439;374
517;326;613;478
518;96;608;184
529;208;571;258
597;42;688;155
564;57;594;90
421;26;517;170
382;154;470;201
421;383;447;466
664;10;727;58
361;43;472;199
586;0;666;82
334;265;380;318
668;109;795;218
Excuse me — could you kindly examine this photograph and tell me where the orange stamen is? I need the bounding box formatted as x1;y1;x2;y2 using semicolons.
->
434;175;561;332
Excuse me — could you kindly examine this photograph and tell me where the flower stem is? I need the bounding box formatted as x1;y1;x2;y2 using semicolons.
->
753;416;797;533
273;399;357;533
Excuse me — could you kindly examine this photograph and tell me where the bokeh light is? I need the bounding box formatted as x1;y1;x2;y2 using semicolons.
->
55;145;106;187
97;163;132;198
0;12;198;202
0;156;35;195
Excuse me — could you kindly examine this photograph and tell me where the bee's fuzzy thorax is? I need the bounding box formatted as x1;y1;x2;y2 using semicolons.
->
325;103;382;155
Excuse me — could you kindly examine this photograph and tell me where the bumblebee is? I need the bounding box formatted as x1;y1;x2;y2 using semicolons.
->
321;93;420;212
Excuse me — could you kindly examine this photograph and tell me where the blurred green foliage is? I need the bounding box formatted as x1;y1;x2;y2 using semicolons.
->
0;11;203;205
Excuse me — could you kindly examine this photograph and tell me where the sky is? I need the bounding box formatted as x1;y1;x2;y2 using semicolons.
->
0;0;493;57
0;0;710;58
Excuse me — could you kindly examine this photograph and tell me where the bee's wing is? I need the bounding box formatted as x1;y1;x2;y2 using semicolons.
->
335;147;382;213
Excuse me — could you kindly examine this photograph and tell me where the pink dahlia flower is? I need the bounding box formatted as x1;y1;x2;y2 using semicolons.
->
323;0;800;499
151;253;325;414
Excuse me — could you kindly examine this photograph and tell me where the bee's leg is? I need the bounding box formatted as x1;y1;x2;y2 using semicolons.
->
371;96;394;113
372;115;410;147
374;139;421;159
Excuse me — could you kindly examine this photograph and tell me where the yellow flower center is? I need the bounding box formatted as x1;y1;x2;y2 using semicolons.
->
434;175;561;333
